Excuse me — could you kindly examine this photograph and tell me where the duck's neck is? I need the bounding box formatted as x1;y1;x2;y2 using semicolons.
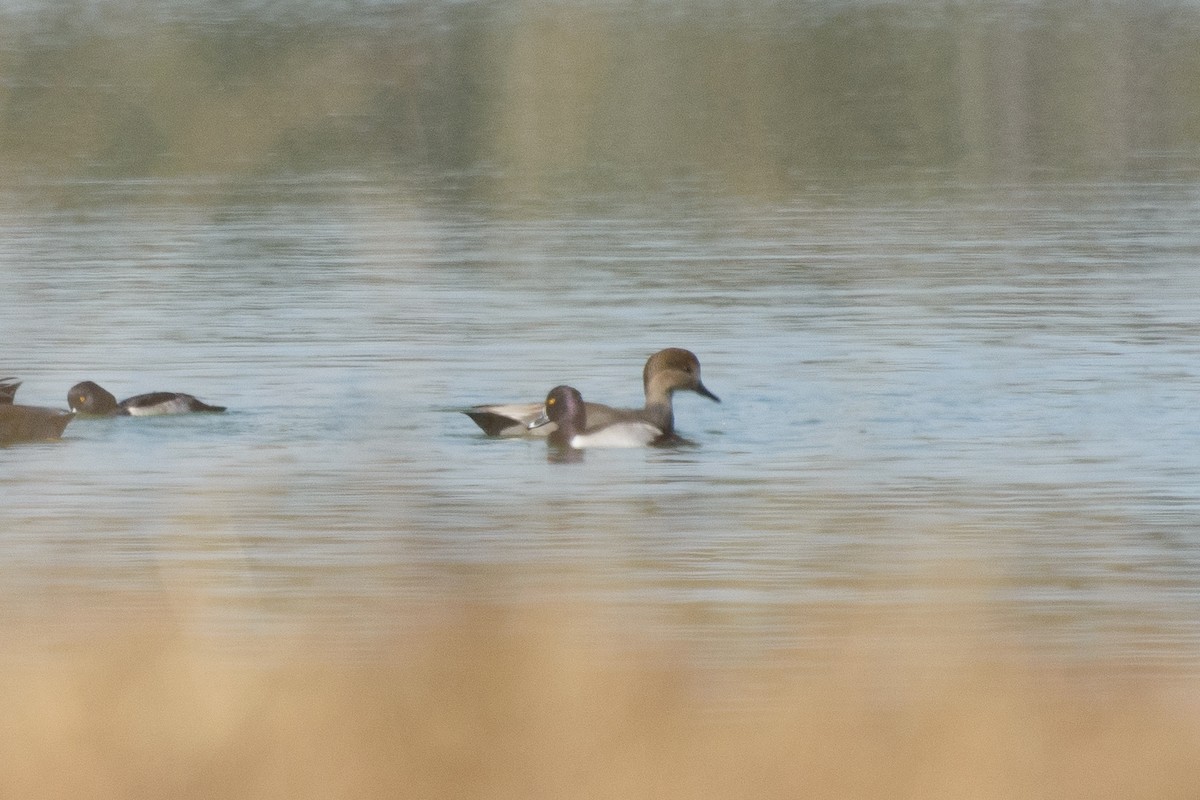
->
549;404;586;447
643;374;679;433
548;425;574;448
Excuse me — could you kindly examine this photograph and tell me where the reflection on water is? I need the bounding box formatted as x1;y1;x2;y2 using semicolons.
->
1;0;1199;188
3;174;1200;672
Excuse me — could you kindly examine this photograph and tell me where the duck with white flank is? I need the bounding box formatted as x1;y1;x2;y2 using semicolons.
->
465;348;719;438
68;381;226;416
528;385;668;449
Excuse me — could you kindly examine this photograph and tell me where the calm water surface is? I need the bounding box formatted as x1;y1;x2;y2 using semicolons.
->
3;175;1200;669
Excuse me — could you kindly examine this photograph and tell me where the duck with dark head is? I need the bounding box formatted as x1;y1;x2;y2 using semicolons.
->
68;381;226;417
529;385;667;449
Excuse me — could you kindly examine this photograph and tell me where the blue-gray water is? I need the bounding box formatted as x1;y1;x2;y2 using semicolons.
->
4;175;1200;669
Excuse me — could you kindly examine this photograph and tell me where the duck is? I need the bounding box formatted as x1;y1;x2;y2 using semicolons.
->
465;348;719;438
0;378;74;445
68;381;226;417
0;376;20;405
528;385;665;448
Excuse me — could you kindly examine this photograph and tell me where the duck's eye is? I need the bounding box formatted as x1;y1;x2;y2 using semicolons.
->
547;397;556;407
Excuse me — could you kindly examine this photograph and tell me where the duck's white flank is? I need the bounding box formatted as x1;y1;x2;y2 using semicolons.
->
569;420;662;449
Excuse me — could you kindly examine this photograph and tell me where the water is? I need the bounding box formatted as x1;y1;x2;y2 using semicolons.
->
2;174;1198;670
2;0;1200;670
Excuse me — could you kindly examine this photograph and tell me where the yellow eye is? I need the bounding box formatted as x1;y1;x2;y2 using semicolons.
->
547;397;556;407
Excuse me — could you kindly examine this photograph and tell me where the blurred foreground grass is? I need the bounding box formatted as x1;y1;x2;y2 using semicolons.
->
0;600;1196;799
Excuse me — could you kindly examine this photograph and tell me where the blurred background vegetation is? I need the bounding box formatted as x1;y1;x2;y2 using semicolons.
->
1;0;1198;195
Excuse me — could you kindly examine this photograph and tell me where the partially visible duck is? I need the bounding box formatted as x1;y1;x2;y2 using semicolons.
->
0;405;73;445
68;381;226;417
466;348;719;437
0;378;73;445
0;377;20;405
528;385;665;448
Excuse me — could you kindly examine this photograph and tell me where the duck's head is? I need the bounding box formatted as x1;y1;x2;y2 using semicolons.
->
643;348;720;402
529;385;587;443
67;381;121;415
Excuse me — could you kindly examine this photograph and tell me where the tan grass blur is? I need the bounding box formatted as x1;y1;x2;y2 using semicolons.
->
0;601;1196;800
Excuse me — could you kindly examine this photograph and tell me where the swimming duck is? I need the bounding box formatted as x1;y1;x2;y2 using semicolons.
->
0;378;74;444
68;381;226;416
465;348;719;437
529;385;665;448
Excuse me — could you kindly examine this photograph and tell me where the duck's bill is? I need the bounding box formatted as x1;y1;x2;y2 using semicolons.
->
528;410;552;429
695;382;720;403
